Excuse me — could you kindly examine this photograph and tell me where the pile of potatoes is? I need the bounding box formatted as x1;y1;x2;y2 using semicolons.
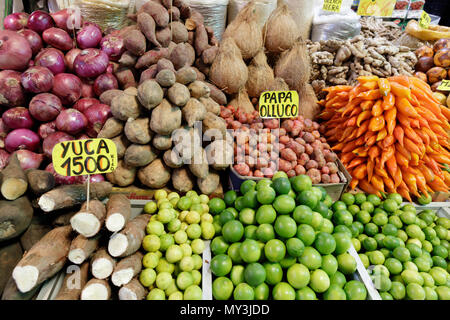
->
97;0;232;195
221;105;341;183
414;38;450;107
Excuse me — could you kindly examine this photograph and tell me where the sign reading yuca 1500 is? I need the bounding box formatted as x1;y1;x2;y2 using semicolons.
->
259;91;299;119
52;138;117;176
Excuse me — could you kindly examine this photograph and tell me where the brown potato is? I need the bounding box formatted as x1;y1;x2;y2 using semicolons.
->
415;46;434;58
426;66;447;84
434;48;450;68
433;38;450;53
415;56;434;73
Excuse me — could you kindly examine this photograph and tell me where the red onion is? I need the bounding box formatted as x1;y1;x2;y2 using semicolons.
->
42;27;73;51
43;131;74;158
46;163;78;185
21;66;54;93
0;149;10;170
27;10;54;33
78;174;105;184
56;109;87;135
29;93;63;122
0;118;10;138
18;28;43;55
14;150;44;170
93;73;118;96
76;133;90;140
4;12;29;30
0;70;25;107
100;35;125;61
84;103;111;137
74;48;109;78
76;22;102;49
65;48;81;71
81;79;95;98
52;73;82;105
2;107;34;129
0;30;32;71
38;121;57;139
73;98;100;113
35;48;66;75
5;128;40;152
51;8;83;32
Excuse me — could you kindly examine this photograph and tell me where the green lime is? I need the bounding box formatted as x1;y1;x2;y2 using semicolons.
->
219;210;235;226
274;215;297;238
254;283;270;300
406;283;425;300
211;236;229;255
273;282;296;300
256;224;275;242
323;195;333;208
387;193;403;205
222;220;244;243
273;171;289;180
212;277;233;300
144;201;158;214
256;179;273;190
432;245;448;259
321;219;334;234
373;212;388;226
240;239;261;263
436;217;450;228
234;196;245;211
333;233;352;254
314;202;330;219
435;225;447;240
309;269;330;293
286;238;305;258
401;269;423;285
291;175;312;193
356;210;371;224
389;215;403;229
210;254;232;277
332;201;347;212
363;237;378;251
140;268;157;287
389;281;406;300
383;236;401;250
296;190;319;210
273;195;296;214
240;180;256;195
372;274;392;292
367;194;382;207
311;212;324;231
337;253;357;275
321;254;338;277
314;232;337;255
352;238;361;252
233;283;255;300
272;177;291;195
293;205;313;225
382;224;398;236
177;196;192;211
424;287;439;300
374;232;386;248
330;271;346;288
244;262;266;287
385;258;403;275
414;257;431;272
344;280;367;300
380;292;394;300
242;190;258;209
354;193;367;205
256;186;276;205
287;263;310;289
333;210;353;227
432;256;448;270
364;223;379;237
255;205;277;224
142;235;160;252
400;211;417;225
341;193;355;206
369;250;386;265
224;190;237;207
417;194;432;205
264;239;286;262
348;204;360;216
264;262;283;285
351;221;364;236
227;243;243;264
359;253;370;268
435;286;450;300
429;267;448;286
296;287;317;300
334;225;353;238
360;201;375;213
239;208;256;225
397;230;408;242
423;227;437;241
296;224;316;246
280;255;297;269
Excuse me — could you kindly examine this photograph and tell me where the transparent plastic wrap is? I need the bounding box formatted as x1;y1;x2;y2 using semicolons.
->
311;7;361;42
49;0;133;31
228;0;276;28
186;0;229;40
285;0;315;40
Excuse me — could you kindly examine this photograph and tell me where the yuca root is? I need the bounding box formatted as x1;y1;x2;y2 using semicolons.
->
68;234;100;265
80;279;111;300
25;169;55;195
0;154;28;201
38;182;112;213
54;262;89;300
0;197;34;243
105;194;131;232
12;226;72;293
0;241;23;295
118;277;148;300
111;252;143;287
1;276;40;300
91;248;116;280
70;200;106;237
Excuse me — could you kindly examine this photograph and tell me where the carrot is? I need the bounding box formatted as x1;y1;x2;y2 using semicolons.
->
393;126;404;147
349;179;359;190
371;174;385;193
357;120;370;137
404;137;421;155
359;178;382;198
347;157;365;169
374;165;388;179
396;98;420;118
397;185;412;202
402;125;423;145
383;134;395;148
353;164;367;180
350;106;363;118
396;152;409;168
396;142;411;160
383;175;395;193
353;146;369;157
367;159;374;183
392;167;403;188
380;145;395;168
368;145;380;161
384;107;397;135
417;163;435;183
340;152;356;164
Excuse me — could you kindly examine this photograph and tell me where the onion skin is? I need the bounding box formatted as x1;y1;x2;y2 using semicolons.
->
73;98;100;113
3;12;29;31
56;109;88;135
42;27;73;51
73;48;109;78
65;48;81;72
35;48;66;75
21;66;54;93
0;30;32;71
81;79;95;98
29;93;63;122
18;28;43;55
100;35;125;61
83;103;111;137
38;121;57;140
93;73;119;96
0;70;25;107
0;149;10;170
0;118;10;138
75;133;90;140
76;22;102;49
52;73;82;105
27;10;54;33
43;131;74;158
5;128;40;152
46;163;78;185
2;107;34;129
78;174;105;184
14;150;44;170
51;8;83;32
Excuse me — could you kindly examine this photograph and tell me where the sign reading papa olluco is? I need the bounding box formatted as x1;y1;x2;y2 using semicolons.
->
259;91;299;119
52;138;117;176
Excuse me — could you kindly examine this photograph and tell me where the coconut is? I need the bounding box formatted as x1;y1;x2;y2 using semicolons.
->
229;88;254;114
268;77;290;91
222;1;263;60
210;37;248;95
263;1;300;54
246;50;274;98
299;83;320;120
274;39;310;91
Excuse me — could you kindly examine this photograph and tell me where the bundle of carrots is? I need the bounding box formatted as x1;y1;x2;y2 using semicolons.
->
319;75;450;201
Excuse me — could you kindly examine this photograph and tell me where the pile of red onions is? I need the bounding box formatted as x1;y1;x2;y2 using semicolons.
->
0;9;123;182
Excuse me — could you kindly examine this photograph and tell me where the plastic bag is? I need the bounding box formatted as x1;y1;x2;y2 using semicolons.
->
284;0;315;40
311;7;361;42
228;0;276;28
405;19;450;41
187;0;229;40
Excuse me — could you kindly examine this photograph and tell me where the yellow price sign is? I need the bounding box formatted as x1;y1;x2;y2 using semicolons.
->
437;80;450;91
52;138;118;176
357;0;396;17
419;10;431;29
259;91;299;119
323;0;342;12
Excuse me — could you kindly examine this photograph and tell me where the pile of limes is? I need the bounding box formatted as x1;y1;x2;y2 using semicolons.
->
209;172;368;300
139;190;216;300
333;192;450;300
